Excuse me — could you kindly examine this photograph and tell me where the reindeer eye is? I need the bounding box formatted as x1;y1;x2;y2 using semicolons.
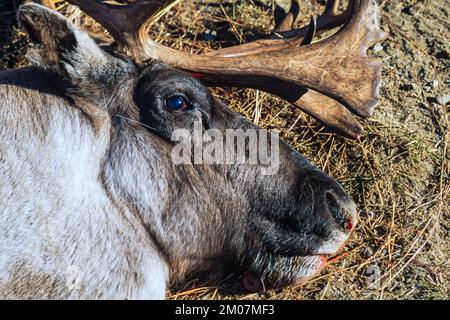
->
166;95;189;111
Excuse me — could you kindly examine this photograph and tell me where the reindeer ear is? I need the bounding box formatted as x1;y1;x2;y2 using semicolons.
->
17;3;108;75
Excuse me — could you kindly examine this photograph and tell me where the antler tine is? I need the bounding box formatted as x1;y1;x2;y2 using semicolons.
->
274;0;300;33
324;0;340;16
40;0;57;10
205;0;349;59
280;0;348;39
65;0;175;56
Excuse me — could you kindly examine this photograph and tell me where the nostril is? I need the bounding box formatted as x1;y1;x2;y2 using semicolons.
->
325;191;356;232
343;220;354;231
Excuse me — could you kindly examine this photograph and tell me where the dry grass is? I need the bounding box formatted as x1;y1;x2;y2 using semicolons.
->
1;0;448;299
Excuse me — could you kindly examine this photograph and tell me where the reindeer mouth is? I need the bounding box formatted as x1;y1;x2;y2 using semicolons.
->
293;255;329;284
241;232;353;293
241;254;330;293
289;231;355;286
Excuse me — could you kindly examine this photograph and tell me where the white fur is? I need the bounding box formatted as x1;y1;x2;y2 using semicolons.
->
314;230;349;255
0;77;168;300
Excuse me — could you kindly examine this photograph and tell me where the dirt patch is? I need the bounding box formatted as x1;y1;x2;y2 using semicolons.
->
1;0;448;299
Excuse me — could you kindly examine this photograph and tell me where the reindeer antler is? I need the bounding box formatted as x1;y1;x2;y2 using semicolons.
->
59;0;177;56
202;0;367;138
46;0;385;139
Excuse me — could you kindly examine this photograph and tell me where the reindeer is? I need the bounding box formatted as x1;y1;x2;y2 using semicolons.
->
0;0;384;299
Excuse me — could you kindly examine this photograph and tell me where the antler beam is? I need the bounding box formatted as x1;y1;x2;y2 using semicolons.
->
138;0;385;122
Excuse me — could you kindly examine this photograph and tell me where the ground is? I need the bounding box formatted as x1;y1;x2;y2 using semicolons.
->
0;0;448;300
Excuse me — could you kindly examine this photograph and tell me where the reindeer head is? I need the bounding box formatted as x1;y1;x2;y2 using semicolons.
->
17;0;384;292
